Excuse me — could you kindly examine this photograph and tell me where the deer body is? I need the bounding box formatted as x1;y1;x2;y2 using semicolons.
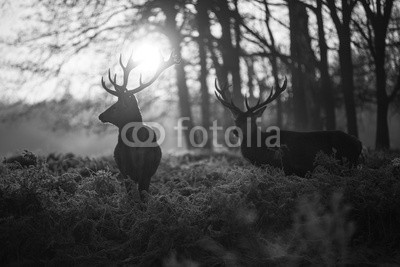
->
214;78;362;177
99;52;179;195
99;96;162;193
240;129;362;176
114;125;161;193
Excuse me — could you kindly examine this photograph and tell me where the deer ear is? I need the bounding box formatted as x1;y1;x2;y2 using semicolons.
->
253;106;267;117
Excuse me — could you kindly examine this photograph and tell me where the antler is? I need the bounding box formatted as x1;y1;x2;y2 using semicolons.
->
101;53;138;96
214;79;243;114
101;51;180;97
125;51;181;96
244;77;287;113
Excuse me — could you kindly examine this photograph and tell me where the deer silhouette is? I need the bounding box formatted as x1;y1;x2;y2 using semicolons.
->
215;78;362;176
99;52;179;197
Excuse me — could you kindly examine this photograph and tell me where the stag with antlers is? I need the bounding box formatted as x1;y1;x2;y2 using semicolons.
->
215;78;362;176
99;52;179;198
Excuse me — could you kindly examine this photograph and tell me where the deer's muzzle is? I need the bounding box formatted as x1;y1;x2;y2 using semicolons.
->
98;113;106;123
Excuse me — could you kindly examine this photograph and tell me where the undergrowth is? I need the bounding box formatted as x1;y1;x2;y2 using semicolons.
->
0;150;399;266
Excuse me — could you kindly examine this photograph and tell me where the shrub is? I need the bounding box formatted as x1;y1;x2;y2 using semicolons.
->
0;150;399;265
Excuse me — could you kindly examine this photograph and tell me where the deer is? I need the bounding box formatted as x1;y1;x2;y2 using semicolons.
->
99;51;179;198
214;78;362;177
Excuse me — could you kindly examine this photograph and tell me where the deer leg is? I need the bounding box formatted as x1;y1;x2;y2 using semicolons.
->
138;175;151;201
116;172;132;193
123;178;135;196
138;177;150;192
116;172;131;193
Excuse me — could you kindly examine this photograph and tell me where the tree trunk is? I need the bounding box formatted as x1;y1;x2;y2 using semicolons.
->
232;0;243;110
289;1;308;130
338;27;358;137
288;0;321;130
245;58;256;101
214;0;243;110
212;0;243;147
316;0;336;130
361;0;394;149
196;1;212;149
327;0;358;137
264;0;283;127
374;22;390;149
376;95;390;149
209;42;233;146
270;56;283;127
174;47;195;149
163;5;195;149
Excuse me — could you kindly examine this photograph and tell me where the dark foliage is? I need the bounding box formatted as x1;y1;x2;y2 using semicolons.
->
0;150;399;265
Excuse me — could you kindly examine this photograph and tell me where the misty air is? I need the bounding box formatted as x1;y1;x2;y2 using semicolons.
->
0;0;400;266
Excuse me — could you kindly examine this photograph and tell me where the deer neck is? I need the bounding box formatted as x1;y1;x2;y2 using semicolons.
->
240;125;278;146
117;121;146;146
117;98;143;129
237;121;259;139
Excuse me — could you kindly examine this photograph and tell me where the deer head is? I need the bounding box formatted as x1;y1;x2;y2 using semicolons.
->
99;51;180;128
214;77;287;135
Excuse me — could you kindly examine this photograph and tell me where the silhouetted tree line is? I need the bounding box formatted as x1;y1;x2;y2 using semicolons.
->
8;0;400;149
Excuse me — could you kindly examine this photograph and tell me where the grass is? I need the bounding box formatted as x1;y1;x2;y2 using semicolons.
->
0;150;400;266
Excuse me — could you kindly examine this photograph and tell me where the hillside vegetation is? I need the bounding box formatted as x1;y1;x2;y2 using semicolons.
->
1;150;400;266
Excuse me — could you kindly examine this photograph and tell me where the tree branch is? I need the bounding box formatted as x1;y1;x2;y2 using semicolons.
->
353;19;376;59
326;0;343;33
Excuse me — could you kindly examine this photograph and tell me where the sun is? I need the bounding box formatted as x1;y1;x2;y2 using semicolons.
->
131;42;162;75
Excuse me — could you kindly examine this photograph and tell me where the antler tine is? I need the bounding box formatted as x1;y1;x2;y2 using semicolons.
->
214;79;224;98
101;53;140;97
266;76;287;103
139;73;143;86
280;76;288;90
214;91;238;111
107;69;120;91
265;86;275;103
119;53;139;90
255;97;261;107
245;95;251;111
101;76;119;96
246;77;287;113
101;51;180;97
214;91;225;104
214;78;232;100
214;78;242;114
124;50;180;96
244;93;262;112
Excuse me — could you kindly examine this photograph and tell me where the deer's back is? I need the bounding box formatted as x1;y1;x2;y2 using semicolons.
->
241;130;362;176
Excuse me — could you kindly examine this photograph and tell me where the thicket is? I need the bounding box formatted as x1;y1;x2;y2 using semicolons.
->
0;150;399;266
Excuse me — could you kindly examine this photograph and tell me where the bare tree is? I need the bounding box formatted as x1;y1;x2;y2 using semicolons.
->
326;0;359;137
9;0;198;148
234;0;289;127
316;0;336;130
357;0;398;149
264;0;285;127
212;0;244;109
159;0;196;149
288;0;322;130
195;0;212;149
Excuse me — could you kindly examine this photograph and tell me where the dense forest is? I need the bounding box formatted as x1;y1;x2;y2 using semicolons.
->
0;0;399;151
1;1;400;265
